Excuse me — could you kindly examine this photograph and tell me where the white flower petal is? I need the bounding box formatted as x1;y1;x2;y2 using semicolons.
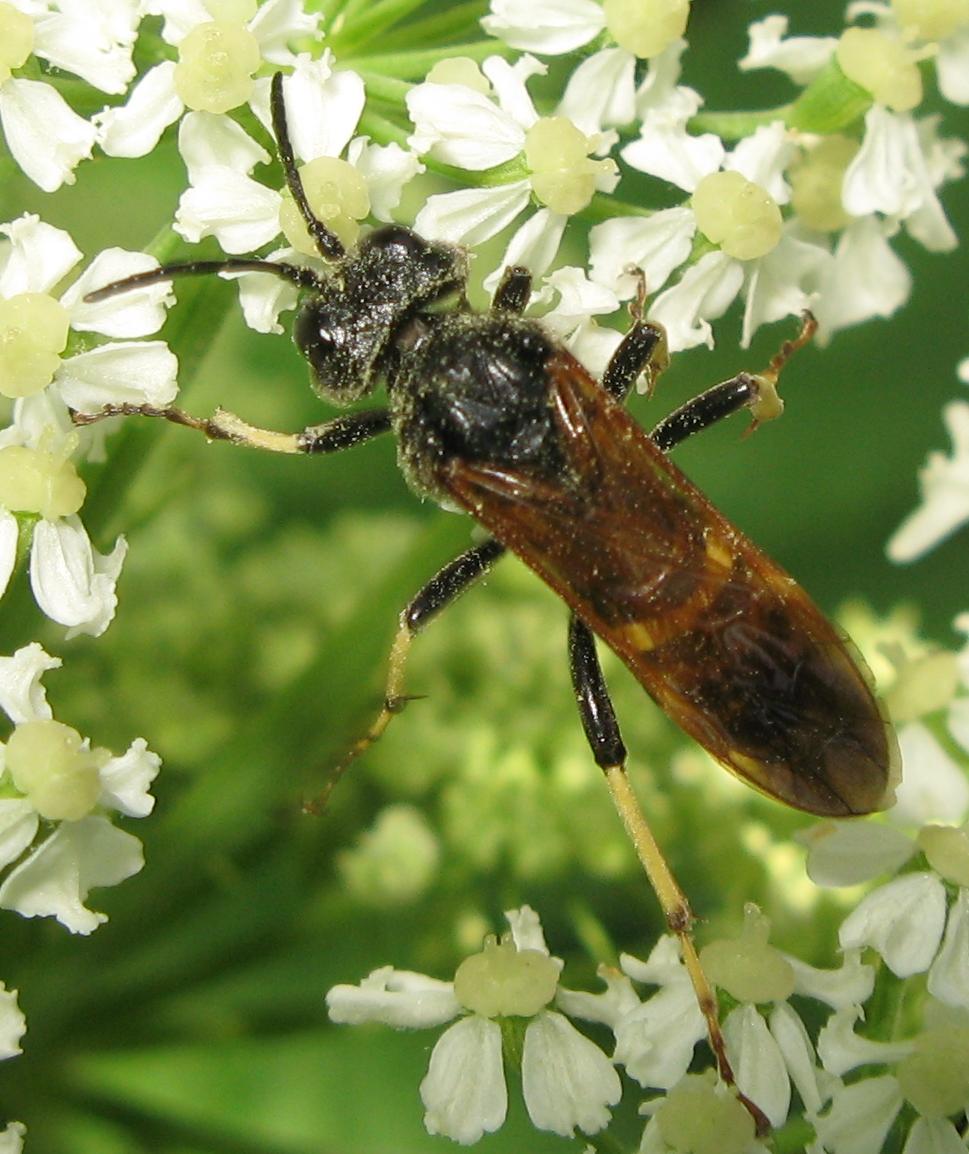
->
0;984;25;1058
927;886;969;1009
522;1010;620;1136
558;47;635;134
739;15;837;85
892;720;969;824
902;1116;968;1154
406;82;525;168
564;319;624;378
0;78;95;191
0;642;58;724
620;934;684;985
816;1006;915;1076
231;265;301;335
814;1075;903;1154
481;0;604;54
740;230;831;347
64;250;173;338
413;182;530;247
813;217;911;343
0;214;82;298
482;55;543;129
800;819;916;887
326;965;460;1028
346;138;423;222
589;207;695;299
937;29;969;105
178;110;270;180
769;1001;825;1116
97;738;161;818
784;949;876;1010
95;62;183;159
887;401;969;562
0;815;144;934
556;965;641;1029
648;250;744;351
539;266;620;332
247;0;321;64
485;209;566;291
175;167;283;254
420;1015;506;1143
723;1004;790;1129
0;800;39;871
505;904;551;953
0;1123;25;1154
33;10;136;95
29;517;127;638
623;123;724;193
726;121;795;204
0;512;16;601
278;57;365;163
56;341;178;410
838;872;947;977
613;978;706;1089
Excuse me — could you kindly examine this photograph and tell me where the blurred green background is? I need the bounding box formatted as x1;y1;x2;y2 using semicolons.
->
0;0;966;1151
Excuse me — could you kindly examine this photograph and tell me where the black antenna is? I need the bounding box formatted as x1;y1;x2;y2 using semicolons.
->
85;71;346;305
270;71;347;262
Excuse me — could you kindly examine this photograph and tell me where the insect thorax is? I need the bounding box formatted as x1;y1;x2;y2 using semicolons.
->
390;312;567;506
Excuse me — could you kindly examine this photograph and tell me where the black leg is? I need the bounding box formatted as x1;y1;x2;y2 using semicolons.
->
307;537;507;812
601;319;669;403
73;404;392;457
491;266;532;315
650;312;818;452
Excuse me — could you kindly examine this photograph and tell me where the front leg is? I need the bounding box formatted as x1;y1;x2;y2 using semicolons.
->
73;403;392;456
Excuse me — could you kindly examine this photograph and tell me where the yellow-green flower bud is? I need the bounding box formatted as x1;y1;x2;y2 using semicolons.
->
203;0;256;21
426;57;490;93
0;292;70;399
892;0;969;42
0;2;34;83
657;1071;756;1154
603;0;691;59
0;445;86;520
700;904;795;1003
174;20;261;114
917;824;969;887
453;935;559;1018
6;719;108;821
279;157;371;256
525;117;616;215
897;1024;969;1117
789;136;860;233
692;171;783;261
836;27;923;112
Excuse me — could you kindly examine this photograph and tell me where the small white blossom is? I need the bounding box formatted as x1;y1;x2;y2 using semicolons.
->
95;0;322;158
326;906;621;1144
888;400;969;562
0;984;25;1059
0;643;160;934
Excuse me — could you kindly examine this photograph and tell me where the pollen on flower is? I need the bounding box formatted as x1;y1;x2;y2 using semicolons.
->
524;118;616;215
453;934;559;1018
699;903;795;1003
896;1022;969;1117
603;0;691;60
425;56;490;93
916;824;969;887
789;136;860;233
891;0;969;43
0;445;86;520
5;718;108;821
691;171;782;261
656;1071;757;1154
835;27;924;113
0;293;71;398
279;158;371;255
173;20;261;114
0;2;33;83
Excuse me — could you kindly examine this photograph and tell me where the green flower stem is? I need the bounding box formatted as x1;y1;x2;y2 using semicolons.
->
356;107;411;148
689;106;796;141
383;0;490;51
353;71;411;108
346;39;497;81
786;58;872;132
329;0;447;55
